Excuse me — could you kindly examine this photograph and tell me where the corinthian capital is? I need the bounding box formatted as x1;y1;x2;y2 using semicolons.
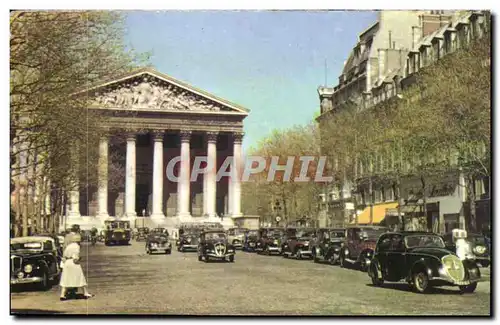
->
179;130;192;142
206;131;219;143
232;132;244;144
151;130;164;141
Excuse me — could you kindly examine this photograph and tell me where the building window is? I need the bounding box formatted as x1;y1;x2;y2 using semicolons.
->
384;187;395;201
474;179;485;198
374;189;382;203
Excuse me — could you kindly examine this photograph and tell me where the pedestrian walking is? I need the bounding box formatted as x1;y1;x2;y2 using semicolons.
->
59;233;94;301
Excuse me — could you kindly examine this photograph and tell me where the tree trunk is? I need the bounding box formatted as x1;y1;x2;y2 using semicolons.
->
466;175;477;233
421;175;429;232
22;185;29;237
396;177;404;230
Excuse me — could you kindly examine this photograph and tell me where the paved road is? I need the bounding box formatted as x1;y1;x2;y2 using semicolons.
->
11;241;491;315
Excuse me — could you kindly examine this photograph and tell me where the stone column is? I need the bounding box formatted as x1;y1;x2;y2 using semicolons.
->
151;131;165;219
125;133;137;218
176;130;192;221
204;132;218;219
97;135;109;218
231;132;244;218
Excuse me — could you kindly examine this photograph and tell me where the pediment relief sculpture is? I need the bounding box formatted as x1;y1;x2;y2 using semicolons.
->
92;76;222;112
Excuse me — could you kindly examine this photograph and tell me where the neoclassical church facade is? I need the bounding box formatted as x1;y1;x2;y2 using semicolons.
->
65;67;249;230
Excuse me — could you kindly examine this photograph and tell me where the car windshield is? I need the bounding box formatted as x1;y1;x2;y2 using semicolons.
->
328;231;345;239
296;231;315;238
405;235;446;248
468;235;486;245
267;230;284;238
11;242;43;251
247;231;258;237
206;232;226;240
234;229;247;235
360;229;386;240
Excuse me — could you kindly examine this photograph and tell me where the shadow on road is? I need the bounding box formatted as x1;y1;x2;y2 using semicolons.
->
11;309;64;315
366;283;463;295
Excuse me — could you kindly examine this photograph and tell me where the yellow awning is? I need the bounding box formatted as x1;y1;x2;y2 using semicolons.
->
353;202;399;225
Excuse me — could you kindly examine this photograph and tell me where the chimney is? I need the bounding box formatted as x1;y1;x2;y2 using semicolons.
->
412;26;421;50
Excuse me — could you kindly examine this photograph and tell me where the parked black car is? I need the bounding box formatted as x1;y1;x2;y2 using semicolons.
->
197;230;235;262
10;236;62;291
281;227;316;259
145;230;172;255
242;229;259;252
311;228;345;264
340;226;388;271
177;227;201;252
442;232;490;267
135;227;149;242
255;227;285;255
368;231;481;293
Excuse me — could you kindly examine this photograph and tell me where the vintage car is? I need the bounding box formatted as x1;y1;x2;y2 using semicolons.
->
197;229;236;262
443;231;490;267
339;225;389;271
177;227;202;252
11;236;62;290
152;227;168;235
227;227;249;249
281;227;316;259
242;229;259;252
368;231;481;293
145;230;172;254
255;227;285;255
104;220;131;245
135;227;149;242
311;228;345;264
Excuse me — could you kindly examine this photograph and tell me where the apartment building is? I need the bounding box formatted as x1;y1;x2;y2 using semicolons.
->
316;10;490;232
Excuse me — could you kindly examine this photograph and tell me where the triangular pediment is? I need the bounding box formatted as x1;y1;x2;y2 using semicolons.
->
76;67;249;115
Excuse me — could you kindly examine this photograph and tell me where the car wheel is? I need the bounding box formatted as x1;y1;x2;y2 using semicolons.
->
105;241;110;246
38;271;50;291
229;255;235;263
265;246;270;255
459;282;478;294
313;249;319;263
412;271;430;293
197;253;202;261
339;254;345;268
166;249;171;255
330;253;339;265
296;250;302;260
359;254;369;272
480;261;490;268
204;255;210;263
370;264;384;286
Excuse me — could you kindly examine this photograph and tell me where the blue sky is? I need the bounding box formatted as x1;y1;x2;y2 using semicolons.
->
124;10;377;151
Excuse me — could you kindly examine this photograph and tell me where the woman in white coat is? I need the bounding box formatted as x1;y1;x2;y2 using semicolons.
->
59;234;94;300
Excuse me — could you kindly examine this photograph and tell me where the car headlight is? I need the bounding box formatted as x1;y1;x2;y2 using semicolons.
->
187;238;192;243
17;272;24;279
273;240;278;245
227;249;234;253
24;265;33;273
303;241;309;246
474;246;486;254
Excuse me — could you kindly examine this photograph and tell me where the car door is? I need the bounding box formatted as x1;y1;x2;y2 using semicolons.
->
350;228;361;259
375;234;391;278
385;234;406;281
